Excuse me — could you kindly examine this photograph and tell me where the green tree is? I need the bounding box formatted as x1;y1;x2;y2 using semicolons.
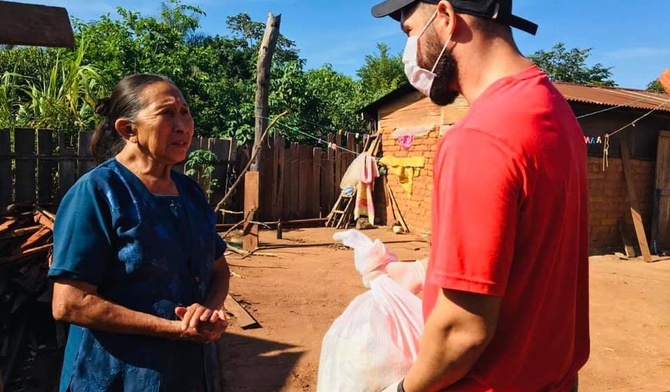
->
647;80;665;93
356;43;405;102
0;1;373;144
528;43;616;87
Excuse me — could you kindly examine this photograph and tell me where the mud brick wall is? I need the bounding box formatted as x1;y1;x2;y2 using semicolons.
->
587;157;655;252
374;93;658;252
376;92;468;235
381;129;439;235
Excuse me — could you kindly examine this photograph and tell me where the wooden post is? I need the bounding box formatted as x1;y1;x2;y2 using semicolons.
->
37;129;55;205
0;129;12;212
250;12;281;173
620;139;652;262
243;172;260;251
14;128;36;203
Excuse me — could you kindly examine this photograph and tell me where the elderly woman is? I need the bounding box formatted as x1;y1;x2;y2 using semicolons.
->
49;74;230;392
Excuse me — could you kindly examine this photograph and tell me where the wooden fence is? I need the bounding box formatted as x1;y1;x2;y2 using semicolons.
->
0;128;367;223
253;132;365;221
0;128;237;213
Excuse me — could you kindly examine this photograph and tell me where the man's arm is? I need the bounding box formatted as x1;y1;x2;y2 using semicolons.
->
402;288;501;391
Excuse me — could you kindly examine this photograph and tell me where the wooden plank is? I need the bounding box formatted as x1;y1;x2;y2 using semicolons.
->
325;134;335;212
77;131;95;176
386;181;410;233
57;133;76;202
209;138;228;207
0;2;74;48
0;130;12;212
652;131;670;253
260;140;275;220
312;148;322;217
0;243;52;266
385;177;397;227
20;226;52;251
289;143;299;219
346;132;356;172
37;129;55;204
0;225;40;240
14;128;36;203
274;137;285;221
224;294;260;329
620;139;652;262
335;133;342;194
297;145;311;218
34;209;54;231
243;172;260;251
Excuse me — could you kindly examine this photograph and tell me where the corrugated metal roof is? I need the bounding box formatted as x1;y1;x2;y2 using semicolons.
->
358;82;670;115
551;82;669;113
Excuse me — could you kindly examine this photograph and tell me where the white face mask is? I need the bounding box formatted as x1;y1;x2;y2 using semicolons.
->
402;11;451;97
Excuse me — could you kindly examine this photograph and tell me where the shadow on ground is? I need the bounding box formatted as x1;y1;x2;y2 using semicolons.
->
217;333;305;392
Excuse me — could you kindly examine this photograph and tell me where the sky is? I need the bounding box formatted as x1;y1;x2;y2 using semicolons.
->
36;0;670;90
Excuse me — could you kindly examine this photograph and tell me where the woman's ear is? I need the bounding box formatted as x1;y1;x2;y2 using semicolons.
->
115;119;137;143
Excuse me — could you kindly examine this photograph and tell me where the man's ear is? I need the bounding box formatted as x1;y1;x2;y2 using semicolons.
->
115;119;137;143
436;0;458;39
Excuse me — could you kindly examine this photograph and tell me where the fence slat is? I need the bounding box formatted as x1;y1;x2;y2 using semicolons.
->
325;133;335;211
260;141;275;220
209;138;230;207
289;143;299;219
335;133;342;197
276;137;285;221
298;145;311;218
58;132;76;202
37;129;55;205
0;129;12;211
77;131;95;177
14;128;36;203
312;148;322;217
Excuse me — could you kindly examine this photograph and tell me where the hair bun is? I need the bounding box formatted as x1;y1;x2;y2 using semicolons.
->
94;97;111;116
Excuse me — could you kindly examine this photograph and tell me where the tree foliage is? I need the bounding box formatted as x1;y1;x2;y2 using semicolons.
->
356;43;405;102
646;80;665;93
528;43;616;87
1;4;622;145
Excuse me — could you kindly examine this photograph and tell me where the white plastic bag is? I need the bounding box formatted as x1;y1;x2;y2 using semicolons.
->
332;230;398;287
317;231;424;392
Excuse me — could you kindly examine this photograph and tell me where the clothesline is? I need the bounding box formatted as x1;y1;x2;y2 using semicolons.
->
257;115;364;156
600;96;670;170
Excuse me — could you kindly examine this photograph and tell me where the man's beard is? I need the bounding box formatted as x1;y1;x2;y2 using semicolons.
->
420;28;459;106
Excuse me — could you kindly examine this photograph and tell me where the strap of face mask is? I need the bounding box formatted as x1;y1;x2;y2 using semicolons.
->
417;9;453;74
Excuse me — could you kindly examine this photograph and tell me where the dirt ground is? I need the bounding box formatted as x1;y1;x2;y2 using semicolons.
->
217;227;670;392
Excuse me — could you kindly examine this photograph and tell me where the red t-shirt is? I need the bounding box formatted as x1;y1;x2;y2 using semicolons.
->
423;66;590;391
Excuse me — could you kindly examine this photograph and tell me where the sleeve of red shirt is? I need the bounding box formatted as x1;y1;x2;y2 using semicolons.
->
429;127;521;297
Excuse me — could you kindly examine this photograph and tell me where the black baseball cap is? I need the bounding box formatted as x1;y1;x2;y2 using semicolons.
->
371;0;538;35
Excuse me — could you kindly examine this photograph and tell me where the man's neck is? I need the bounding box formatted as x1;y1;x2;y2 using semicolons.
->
457;38;534;105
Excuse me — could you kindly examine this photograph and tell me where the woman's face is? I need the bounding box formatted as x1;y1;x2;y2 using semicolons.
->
131;81;194;165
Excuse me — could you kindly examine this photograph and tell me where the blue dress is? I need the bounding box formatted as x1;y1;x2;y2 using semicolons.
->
48;158;227;392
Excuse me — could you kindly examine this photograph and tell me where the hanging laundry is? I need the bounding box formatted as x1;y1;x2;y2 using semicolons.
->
355;155;380;225
397;135;415;150
379;156;425;198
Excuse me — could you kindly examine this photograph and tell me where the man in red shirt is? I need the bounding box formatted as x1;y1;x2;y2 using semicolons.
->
372;1;589;391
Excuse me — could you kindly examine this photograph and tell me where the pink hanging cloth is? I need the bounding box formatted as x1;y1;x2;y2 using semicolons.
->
397;135;414;150
354;155;379;224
